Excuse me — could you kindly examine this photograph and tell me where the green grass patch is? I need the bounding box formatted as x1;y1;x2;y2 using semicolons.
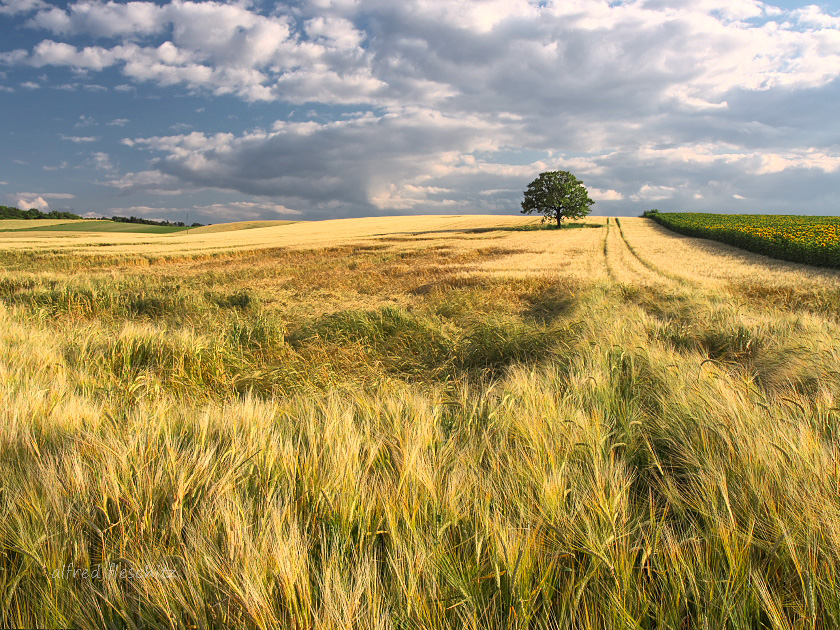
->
1;220;192;233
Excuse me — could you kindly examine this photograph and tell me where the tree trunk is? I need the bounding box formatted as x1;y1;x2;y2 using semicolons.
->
556;213;562;227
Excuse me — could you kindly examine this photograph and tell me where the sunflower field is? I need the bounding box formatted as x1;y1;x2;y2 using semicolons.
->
644;210;840;267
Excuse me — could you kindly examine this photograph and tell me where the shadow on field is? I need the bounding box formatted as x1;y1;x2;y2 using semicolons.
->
287;304;573;381
373;221;604;239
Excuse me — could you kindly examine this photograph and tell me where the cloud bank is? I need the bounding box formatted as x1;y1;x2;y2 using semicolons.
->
1;0;839;218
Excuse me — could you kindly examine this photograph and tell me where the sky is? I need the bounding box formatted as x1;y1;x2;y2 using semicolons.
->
1;0;839;223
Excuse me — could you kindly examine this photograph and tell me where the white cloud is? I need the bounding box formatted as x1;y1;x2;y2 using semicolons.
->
9;0;381;102
631;184;677;202
370;184;458;211
106;201;302;220
60;134;99;143
0;0;47;16
305;16;364;48
15;195;49;210
42;161;69;171
7;0;840;110
9;191;75;211
89;152;114;171
122;108;506;214
793;5;840;30
102;169;192;195
3;0;840;217
16;192;76;199
756;151;840;174
631;144;840;175
589;188;624;202
27;1;167;37
29;40;118;70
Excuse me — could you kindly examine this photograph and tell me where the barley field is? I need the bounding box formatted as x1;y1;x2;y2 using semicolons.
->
1;215;840;629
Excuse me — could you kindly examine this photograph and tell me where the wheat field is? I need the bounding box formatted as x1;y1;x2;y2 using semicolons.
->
1;215;840;629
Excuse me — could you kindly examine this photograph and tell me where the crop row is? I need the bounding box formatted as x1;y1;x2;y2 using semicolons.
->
643;210;840;268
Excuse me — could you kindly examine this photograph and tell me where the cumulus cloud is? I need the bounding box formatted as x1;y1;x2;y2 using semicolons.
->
121;108;508;216
88;152;114;171
27;0;167;37
0;0;47;16
11;0;837;109
589;188;624;202
16;195;50;210
6;0;378;102
2;0;840;218
9;191;75;211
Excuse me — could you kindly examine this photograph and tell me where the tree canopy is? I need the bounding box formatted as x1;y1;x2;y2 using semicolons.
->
0;205;82;221
520;171;594;226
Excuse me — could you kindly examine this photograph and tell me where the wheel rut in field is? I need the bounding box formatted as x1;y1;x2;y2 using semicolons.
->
614;218;695;288
605;217;676;288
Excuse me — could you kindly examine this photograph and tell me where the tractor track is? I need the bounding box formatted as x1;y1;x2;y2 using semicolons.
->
604;217;678;288
614;218;695;288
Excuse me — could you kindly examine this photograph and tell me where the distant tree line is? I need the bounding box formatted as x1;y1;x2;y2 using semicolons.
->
111;215;203;228
0;205;203;227
0;205;82;220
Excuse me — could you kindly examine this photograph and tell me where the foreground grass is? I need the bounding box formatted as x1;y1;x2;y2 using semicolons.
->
1;223;840;628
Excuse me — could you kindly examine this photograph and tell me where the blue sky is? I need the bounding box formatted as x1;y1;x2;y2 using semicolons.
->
1;0;839;223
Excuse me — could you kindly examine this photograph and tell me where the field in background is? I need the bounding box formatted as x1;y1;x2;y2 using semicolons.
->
0;219;193;234
0;218;84;230
647;211;840;267
186;220;300;234
0;215;545;262
2;215;840;628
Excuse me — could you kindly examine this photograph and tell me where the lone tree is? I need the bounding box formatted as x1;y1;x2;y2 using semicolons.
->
521;170;594;227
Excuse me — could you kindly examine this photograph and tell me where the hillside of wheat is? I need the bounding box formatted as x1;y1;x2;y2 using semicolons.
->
1;215;839;629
